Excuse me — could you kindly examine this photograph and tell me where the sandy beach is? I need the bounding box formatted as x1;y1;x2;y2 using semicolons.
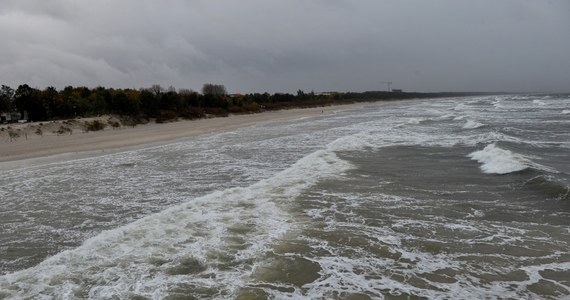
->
0;103;365;169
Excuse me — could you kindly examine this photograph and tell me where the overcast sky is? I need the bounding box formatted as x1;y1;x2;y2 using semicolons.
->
1;0;569;93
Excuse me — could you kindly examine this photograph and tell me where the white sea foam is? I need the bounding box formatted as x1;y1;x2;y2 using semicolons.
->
432;113;455;121
463;120;485;129
468;143;555;175
491;96;506;109
510;95;531;100
453;103;468;111
394;117;428;128
562;110;570;115
492;101;504;109
533;99;548;106
468;143;532;174
406;117;427;124
460;131;520;147
467;209;486;219
326;133;376;151
276;194;558;299
0;147;353;298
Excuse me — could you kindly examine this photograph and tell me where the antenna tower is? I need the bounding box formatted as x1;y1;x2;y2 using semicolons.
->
380;81;393;91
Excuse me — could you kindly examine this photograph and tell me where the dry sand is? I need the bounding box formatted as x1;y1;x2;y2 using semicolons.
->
0;103;365;169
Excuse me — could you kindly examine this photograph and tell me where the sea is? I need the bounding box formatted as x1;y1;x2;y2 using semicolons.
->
1;94;569;299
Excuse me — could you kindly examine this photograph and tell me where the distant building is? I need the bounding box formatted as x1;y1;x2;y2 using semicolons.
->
0;111;27;123
315;92;339;97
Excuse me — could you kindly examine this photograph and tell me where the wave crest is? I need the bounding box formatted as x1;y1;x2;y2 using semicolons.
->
468;143;539;175
463;120;485;129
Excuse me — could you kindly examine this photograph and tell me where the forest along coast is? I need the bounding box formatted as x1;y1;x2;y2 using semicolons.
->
0;83;490;163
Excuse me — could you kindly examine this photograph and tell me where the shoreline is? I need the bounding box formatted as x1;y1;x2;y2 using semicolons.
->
0;102;373;169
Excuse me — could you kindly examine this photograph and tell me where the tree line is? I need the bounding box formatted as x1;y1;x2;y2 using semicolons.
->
0;83;494;123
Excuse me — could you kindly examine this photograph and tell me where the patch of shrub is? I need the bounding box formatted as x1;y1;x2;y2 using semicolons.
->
8;130;19;142
108;120;121;129
180;107;204;120
204;107;229;117
83;120;106;132
156;110;178;123
245;102;262;112
120;117;148;128
55;126;72;135
230;102;262;114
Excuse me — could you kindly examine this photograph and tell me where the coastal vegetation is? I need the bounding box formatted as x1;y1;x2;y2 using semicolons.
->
0;83;492;124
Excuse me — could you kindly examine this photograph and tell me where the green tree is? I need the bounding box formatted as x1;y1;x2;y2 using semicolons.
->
60;86;83;118
14;84;44;121
85;89;108;116
112;90;140;116
296;89;306;100
201;83;227;96
160;91;183;111
201;84;228;108
93;86;113;114
41;86;61;119
0;85;15;112
140;89;160;117
179;89;201;107
150;84;164;96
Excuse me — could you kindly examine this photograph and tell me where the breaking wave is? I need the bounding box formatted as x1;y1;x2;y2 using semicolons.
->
463;120;485;129
468;143;555;175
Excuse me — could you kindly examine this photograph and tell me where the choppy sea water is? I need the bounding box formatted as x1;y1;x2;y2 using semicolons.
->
1;94;569;299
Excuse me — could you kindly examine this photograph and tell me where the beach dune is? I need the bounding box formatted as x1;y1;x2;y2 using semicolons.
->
0;105;357;168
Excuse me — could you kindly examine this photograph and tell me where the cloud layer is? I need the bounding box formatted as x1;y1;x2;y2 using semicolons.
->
1;0;569;93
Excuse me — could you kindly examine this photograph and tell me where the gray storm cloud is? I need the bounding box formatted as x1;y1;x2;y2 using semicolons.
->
0;0;569;93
